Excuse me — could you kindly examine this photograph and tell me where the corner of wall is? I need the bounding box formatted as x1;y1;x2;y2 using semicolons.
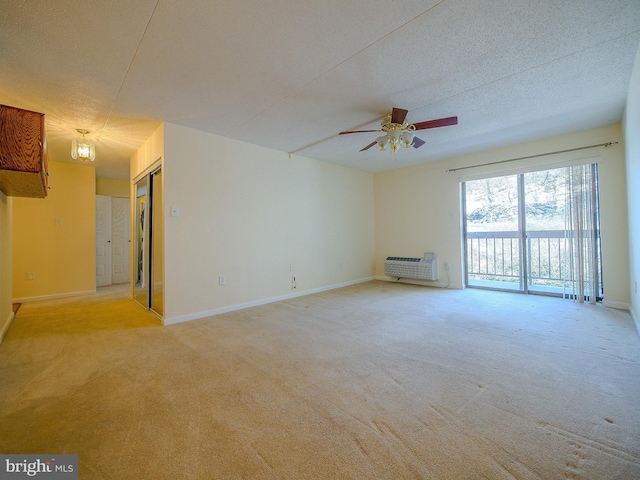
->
0;191;12;342
623;41;640;331
0;312;14;345
629;307;639;338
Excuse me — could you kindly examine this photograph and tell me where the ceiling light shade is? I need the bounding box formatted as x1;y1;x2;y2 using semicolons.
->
387;129;402;153
71;129;95;162
376;135;389;151
400;131;414;148
388;129;402;142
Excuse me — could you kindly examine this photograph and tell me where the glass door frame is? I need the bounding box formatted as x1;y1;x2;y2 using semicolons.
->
132;161;164;317
134;175;149;307
517;174;528;293
461;174;524;293
462;165;603;300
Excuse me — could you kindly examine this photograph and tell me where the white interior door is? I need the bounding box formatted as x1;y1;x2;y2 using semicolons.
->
111;196;131;284
96;195;112;287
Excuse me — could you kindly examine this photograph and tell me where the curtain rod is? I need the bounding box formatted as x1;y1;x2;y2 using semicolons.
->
445;141;618;173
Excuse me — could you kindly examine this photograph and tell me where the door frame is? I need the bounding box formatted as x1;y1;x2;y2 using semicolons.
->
132;160;164;317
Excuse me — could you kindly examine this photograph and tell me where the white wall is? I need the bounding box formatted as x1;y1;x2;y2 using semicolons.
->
162;123;374;324
624;44;640;328
131;124;164;180
96;177;130;197
375;124;630;307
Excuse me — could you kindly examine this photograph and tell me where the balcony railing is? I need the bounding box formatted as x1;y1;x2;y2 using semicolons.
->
466;230;599;294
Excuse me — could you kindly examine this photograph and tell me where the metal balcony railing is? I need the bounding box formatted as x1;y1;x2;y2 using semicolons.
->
466;230;599;293
467;231;522;284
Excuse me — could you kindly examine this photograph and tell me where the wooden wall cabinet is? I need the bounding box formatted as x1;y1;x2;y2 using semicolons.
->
0;104;48;198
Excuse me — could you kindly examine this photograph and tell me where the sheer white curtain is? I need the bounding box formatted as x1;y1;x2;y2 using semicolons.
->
564;164;600;303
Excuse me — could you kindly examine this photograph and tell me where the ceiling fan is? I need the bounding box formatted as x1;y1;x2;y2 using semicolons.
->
339;107;458;153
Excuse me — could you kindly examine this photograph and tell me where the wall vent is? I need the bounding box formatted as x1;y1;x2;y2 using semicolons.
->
385;255;438;281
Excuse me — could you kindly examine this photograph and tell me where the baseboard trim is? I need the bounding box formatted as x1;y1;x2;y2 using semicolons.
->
164;277;375;326
13;289;97;304
602;300;630;311
0;311;15;345
375;275;464;290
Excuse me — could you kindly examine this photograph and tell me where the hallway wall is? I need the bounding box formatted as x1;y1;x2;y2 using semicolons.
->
12;162;96;301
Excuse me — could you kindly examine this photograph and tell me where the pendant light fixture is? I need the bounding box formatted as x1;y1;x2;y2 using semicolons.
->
71;129;96;162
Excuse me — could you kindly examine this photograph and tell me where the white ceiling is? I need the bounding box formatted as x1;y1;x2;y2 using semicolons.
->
1;0;639;179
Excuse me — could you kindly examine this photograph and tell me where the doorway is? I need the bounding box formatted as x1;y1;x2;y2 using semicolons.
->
96;195;131;287
134;167;164;316
462;163;603;302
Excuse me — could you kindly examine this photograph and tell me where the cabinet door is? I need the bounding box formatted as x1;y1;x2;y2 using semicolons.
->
0;105;47;197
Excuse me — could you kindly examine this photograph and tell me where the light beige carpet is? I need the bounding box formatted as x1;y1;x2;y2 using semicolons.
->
0;281;639;479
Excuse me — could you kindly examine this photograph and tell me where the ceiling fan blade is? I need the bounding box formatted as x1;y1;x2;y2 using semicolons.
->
412;137;426;149
391;108;408;124
413;116;458;130
360;141;377;152
339;129;380;135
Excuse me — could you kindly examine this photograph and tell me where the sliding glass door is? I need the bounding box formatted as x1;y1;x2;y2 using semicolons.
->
463;164;603;302
463;174;522;291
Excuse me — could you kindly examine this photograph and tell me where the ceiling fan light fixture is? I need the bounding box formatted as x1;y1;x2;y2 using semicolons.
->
376;135;389;151
388;129;401;141
71;129;96;162
388;129;402;153
341;108;457;156
400;131;414;148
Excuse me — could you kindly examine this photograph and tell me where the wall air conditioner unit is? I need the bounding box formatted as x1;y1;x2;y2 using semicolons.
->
385;252;438;281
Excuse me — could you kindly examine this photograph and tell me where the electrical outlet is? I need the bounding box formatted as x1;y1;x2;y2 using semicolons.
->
219;275;226;286
291;274;297;289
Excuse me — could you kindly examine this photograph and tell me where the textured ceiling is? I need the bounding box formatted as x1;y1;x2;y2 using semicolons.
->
1;0;639;179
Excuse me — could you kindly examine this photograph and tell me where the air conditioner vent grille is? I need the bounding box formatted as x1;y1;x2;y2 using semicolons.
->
385;256;438;281
386;257;421;262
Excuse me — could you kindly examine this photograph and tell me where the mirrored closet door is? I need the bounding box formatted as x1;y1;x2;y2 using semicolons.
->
134;166;164;316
